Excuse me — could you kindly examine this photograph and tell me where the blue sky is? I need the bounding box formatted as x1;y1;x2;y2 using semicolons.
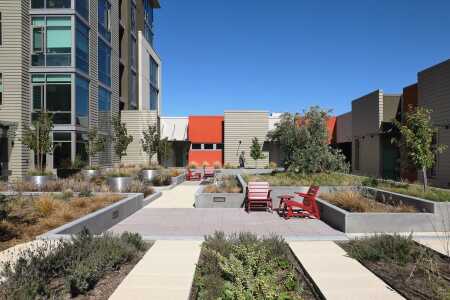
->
154;0;450;117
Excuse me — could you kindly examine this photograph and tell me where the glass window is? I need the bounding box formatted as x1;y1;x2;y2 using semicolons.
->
76;132;88;164
150;56;158;86
130;37;136;69
53;131;72;169
150;85;158;111
31;16;72;67
98;38;111;86
204;144;214;150
131;3;137;34
130;72;137;109
98;0;111;41
76;76;89;128
192;144;202;150
143;0;154;44
98;87;111;112
32;74;72;124
0;73;3;105
75;0;89;21
216;144;223;150
46;0;70;9
31;0;45;8
76;19;89;74
355;139;360;170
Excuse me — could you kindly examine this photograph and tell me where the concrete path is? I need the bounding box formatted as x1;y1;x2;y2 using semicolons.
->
111;208;346;240
289;241;404;300
147;182;200;208
109;240;202;300
415;238;450;256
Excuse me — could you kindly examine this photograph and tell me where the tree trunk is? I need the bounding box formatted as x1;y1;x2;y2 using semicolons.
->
422;166;428;192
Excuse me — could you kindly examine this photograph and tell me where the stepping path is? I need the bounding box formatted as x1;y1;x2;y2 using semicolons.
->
289;241;404;300
147;182;200;208
110;240;202;300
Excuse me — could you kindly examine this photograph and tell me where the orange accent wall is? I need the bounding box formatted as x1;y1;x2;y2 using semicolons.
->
189;150;223;167
327;117;337;144
188;116;224;143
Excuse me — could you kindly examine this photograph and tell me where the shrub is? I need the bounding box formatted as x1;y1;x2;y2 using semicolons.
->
203;176;242;193
269;162;278;169
151;173;172;186
213;161;222;169
189;161;199;169
27;169;54;176
362;177;379;187
1;230;149;298
345;234;419;265
34;196;60;217
194;232;308;300
124;180;155;196
201;161;210;168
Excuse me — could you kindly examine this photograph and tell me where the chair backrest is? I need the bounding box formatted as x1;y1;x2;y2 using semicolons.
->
247;182;270;199
306;185;320;197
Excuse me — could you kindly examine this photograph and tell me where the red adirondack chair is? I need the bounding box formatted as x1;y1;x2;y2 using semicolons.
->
203;167;215;179
246;182;273;212
280;185;320;219
186;169;202;181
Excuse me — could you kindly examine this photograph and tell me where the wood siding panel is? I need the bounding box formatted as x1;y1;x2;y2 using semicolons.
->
224;111;269;168
418;59;450;187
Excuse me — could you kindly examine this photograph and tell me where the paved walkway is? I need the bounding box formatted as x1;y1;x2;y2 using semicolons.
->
109;240;201;300
147;182;200;208
289;241;404;300
415;238;450;256
110;208;345;240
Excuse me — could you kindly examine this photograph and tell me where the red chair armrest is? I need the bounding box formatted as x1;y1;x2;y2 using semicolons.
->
295;192;308;197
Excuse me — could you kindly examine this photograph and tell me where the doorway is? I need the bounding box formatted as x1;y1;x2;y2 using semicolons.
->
0;126;8;180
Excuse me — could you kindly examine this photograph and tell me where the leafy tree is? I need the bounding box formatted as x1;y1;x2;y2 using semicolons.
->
112;116;133;160
394;106;447;191
268;106;349;174
87;128;106;168
22;112;54;175
158;137;172;167
141;125;160;165
250;137;266;168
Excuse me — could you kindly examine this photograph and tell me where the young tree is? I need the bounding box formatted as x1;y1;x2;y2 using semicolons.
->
394;106;447;191
268;106;349;174
87;128;106;168
112;116;133;161
250;137;266;168
158;137;172;167
22;112;54;175
141;124;160;165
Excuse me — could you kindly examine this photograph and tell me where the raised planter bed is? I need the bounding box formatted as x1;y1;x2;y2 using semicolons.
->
194;175;246;208
316;186;449;233
39;192;161;240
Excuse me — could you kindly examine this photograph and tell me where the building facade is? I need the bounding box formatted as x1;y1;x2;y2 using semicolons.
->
0;0;160;180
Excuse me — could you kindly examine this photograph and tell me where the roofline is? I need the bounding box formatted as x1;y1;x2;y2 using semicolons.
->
418;58;450;75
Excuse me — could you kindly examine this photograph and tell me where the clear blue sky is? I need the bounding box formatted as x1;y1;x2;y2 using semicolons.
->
154;0;450;117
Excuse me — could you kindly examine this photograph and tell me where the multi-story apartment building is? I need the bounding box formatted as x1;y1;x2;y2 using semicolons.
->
0;0;160;180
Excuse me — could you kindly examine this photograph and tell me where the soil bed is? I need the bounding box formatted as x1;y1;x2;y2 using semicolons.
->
190;232;320;300
0;193;123;251
320;191;418;213
339;235;450;300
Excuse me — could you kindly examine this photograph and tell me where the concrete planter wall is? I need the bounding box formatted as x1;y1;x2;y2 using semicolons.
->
141;169;160;182
195;175;246;208
152;173;186;191
24;175;57;188
39;192;162;239
107;177;133;192
315;186;450;233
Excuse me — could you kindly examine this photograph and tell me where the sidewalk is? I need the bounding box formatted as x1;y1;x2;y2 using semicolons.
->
109;240;202;300
289;241;404;300
147;182;200;208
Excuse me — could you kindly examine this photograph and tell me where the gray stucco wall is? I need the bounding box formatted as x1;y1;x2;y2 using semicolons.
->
224;111;270;168
418;59;450;187
351;90;383;177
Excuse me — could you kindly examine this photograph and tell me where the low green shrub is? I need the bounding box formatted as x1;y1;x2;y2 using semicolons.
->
26;169;54;176
193;232;311;300
151;173;172;186
344;234;420;265
244;172;364;186
0;229;150;298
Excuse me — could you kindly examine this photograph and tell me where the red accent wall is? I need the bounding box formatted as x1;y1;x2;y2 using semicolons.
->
189;150;223;167
327;117;337;144
188;116;224;143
